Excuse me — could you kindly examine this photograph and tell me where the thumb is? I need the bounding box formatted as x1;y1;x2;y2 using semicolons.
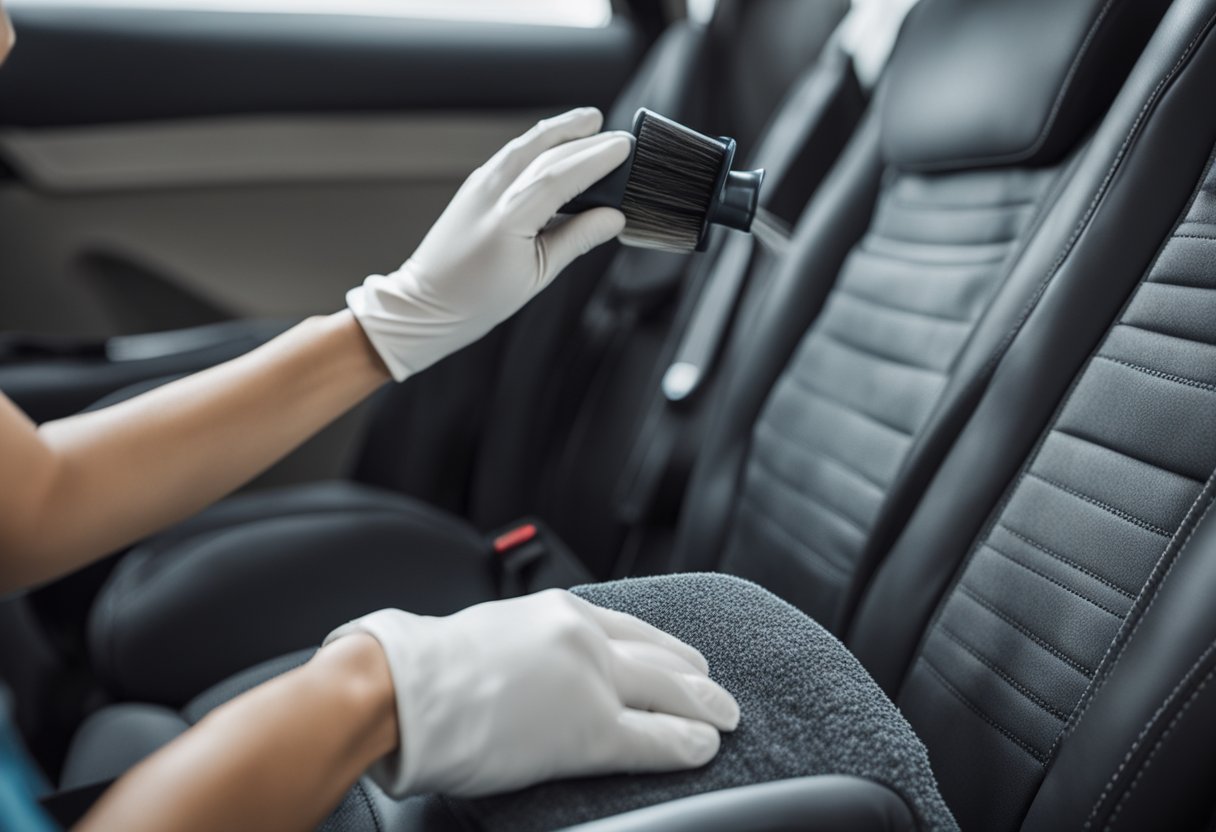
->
540;207;626;283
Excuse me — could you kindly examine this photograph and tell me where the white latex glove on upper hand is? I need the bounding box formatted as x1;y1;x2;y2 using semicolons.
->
324;588;740;798
348;108;632;381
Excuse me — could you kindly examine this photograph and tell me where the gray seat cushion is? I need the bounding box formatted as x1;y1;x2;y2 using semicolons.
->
453;573;956;831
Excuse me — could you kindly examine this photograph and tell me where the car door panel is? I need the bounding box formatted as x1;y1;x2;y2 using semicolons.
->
0;4;642;336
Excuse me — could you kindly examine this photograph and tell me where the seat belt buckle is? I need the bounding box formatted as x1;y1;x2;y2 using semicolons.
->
488;519;591;597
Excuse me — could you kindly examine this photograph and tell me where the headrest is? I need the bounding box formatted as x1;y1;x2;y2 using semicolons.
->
881;0;1173;173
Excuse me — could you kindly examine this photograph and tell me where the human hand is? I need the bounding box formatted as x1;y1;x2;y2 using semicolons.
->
325;588;739;797
348;108;632;381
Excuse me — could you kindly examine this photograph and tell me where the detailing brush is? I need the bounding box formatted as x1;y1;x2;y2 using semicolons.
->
562;108;765;253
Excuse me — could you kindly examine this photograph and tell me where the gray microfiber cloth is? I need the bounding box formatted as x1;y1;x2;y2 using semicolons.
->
449;573;957;831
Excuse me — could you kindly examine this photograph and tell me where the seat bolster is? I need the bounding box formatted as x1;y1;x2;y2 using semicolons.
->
558;776;915;832
1023;496;1216;831
60;703;188;790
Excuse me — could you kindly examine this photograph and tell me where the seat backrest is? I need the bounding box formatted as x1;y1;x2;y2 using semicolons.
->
463;0;855;563
670;0;1176;629
708;0;852;150
840;0;1216;826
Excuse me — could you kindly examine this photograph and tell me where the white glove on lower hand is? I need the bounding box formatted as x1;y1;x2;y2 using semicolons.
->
324;589;740;798
349;108;632;381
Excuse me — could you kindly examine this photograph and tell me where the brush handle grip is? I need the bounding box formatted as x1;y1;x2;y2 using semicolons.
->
559;151;635;214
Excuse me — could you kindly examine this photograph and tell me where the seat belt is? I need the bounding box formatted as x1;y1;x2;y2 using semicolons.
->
609;48;867;578
608;0;927;574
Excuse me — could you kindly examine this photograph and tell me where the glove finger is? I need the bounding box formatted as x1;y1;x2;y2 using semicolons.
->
521;129;631;177
609;709;722;772
539;207;625;282
570;597;710;675
613;638;704;675
508;134;633;232
611;644;740;731
487;107;604;190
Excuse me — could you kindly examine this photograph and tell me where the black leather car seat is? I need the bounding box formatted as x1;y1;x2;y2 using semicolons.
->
83;0;1182;706
57;2;1216;830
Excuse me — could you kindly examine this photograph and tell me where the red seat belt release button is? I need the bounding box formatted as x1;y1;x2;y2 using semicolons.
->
493;523;539;554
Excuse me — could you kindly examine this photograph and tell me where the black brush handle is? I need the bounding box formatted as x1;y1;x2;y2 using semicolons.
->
559;149;636;214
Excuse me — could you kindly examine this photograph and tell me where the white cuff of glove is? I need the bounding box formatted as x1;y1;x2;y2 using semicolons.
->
324;609;438;796
325;591;739;799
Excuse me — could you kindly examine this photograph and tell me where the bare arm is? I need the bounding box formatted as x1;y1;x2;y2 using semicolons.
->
75;633;398;832
0;310;389;593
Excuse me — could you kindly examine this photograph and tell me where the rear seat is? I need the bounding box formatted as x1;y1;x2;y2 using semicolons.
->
82;0;1179;707
56;3;1216;828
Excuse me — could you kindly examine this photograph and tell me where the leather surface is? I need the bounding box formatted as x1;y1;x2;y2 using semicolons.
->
59;703;187;790
712;0;851;150
672;108;886;575
467;0;850;556
88;483;497;705
851;0;1216;692
882;0;1172;172
844;1;1216;827
720;165;1060;624
898;150;1216;832
557;776;915;832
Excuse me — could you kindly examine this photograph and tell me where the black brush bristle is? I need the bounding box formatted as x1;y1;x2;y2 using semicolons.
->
618;112;728;253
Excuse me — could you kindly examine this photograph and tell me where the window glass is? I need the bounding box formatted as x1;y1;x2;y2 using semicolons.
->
8;0;613;27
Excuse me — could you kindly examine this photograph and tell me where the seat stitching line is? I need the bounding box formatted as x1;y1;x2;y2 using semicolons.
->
833;286;975;324
937;624;1070;721
1025;472;1172;538
855;242;1009;267
1144;276;1216;291
996;522;1138;600
755;419;888;494
1102;662;1216;830
1052;426;1207;487
868;227;1020;248
972;13;1216;390
1114;321;1216;352
739;492;851;578
1052;473;1216;761
1173;233;1216;241
1083;637;1216;830
918;655;1048;763
1095;354;1216;394
819;327;950;376
957;584;1094;677
750;449;870;536
786;372;917;439
886;195;1038;212
981;541;1124;619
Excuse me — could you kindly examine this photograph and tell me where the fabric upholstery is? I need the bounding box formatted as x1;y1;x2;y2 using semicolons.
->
456;573;955;831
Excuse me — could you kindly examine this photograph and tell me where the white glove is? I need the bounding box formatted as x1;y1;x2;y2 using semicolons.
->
349;108;632;381
324;589;740;797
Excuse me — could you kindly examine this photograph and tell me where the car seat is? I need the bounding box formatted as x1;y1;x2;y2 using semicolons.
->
83;0;1184;720
54;4;1216;829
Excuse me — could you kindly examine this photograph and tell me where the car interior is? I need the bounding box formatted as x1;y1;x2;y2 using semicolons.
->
4;0;1216;829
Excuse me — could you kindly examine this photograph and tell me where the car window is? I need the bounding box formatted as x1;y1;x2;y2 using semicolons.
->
6;0;613;27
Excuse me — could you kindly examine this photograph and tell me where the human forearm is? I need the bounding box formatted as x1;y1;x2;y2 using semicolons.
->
1;311;388;591
76;633;398;832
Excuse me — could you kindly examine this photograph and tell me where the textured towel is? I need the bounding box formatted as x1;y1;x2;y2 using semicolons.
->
452;573;957;831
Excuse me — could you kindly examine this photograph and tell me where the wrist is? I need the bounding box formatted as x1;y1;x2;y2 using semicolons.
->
324;308;393;384
313;633;399;764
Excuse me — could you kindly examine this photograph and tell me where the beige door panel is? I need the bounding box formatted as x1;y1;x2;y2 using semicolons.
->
0;112;546;335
